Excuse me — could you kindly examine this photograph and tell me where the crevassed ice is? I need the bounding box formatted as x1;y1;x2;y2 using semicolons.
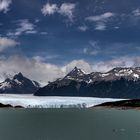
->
0;94;124;108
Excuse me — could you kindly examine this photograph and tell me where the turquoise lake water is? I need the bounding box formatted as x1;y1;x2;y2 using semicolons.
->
0;108;140;140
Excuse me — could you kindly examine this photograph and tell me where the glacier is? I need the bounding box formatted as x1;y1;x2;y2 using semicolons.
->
0;94;124;108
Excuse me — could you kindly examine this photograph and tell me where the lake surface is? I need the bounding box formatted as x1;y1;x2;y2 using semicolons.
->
0;108;140;140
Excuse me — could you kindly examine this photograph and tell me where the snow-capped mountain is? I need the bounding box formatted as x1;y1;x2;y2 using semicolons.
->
53;67;140;84
35;67;140;99
64;67;140;83
0;72;40;93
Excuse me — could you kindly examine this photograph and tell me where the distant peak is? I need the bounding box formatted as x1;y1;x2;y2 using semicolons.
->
13;72;24;79
74;66;78;70
17;72;23;76
70;67;85;73
15;72;23;77
65;67;86;79
5;78;11;83
72;67;80;71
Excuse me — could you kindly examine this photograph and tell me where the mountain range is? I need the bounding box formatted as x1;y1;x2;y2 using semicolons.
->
1;67;140;98
34;67;140;99
0;73;40;93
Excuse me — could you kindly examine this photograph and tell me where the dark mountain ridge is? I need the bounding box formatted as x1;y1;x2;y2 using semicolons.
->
35;67;140;98
0;72;40;93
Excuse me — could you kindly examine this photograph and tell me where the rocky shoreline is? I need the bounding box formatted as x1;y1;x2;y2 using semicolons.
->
95;99;140;110
0;103;23;108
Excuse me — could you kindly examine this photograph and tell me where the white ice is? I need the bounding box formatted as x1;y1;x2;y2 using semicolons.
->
0;94;124;108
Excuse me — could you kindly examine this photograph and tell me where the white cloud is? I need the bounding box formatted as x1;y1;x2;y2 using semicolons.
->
86;12;114;22
62;60;93;74
95;22;106;30
132;8;140;16
0;56;92;86
41;3;58;16
0;0;12;13
114;26;119;29
35;18;40;23
41;2;76;21
0;56;64;86
16;19;36;36
83;41;100;55
86;12;115;31
58;3;76;21
7;19;37;37
25;30;37;34
0;37;19;52
1;55;140;86
32;56;46;62
93;56;140;72
83;48;99;55
33;55;59;62
78;25;88;31
40;32;48;35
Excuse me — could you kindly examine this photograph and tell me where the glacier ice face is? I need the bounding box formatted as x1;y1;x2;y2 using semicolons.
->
0;94;124;108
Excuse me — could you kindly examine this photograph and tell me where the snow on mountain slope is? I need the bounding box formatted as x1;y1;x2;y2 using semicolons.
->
63;67;140;83
0;73;40;93
0;94;124;108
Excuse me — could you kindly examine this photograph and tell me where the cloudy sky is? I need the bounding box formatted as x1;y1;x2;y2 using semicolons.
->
0;0;140;85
